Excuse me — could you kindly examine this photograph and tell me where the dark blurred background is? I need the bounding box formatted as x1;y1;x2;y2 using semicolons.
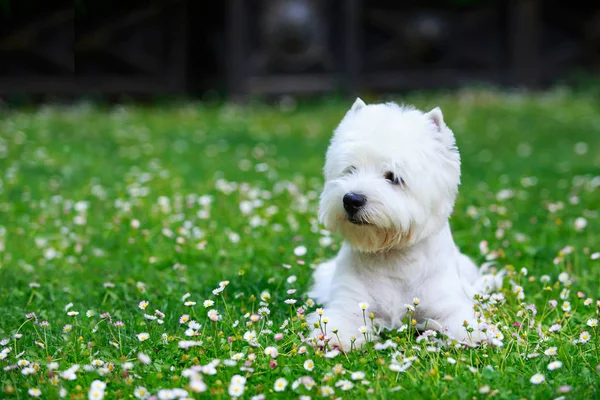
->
0;0;599;102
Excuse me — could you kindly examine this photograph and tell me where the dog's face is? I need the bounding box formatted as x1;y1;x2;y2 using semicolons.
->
319;99;461;252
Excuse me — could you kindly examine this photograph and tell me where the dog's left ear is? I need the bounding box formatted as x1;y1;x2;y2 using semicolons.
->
425;107;445;130
426;107;456;149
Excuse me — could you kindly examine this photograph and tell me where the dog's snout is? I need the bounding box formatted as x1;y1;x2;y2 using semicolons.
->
343;193;367;215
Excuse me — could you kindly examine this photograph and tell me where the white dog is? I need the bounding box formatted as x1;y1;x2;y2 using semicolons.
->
308;98;499;351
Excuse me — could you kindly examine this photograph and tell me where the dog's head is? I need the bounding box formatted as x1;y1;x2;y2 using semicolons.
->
319;99;461;252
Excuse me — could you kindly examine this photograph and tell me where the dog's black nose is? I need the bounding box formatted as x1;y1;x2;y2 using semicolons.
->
343;193;367;215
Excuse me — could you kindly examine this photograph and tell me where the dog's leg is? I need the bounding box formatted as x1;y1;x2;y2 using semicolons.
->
307;260;337;304
457;253;480;285
421;270;487;346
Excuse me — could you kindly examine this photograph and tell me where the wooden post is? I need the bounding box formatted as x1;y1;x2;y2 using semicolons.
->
344;0;361;97
227;0;246;100
509;0;540;87
167;0;188;93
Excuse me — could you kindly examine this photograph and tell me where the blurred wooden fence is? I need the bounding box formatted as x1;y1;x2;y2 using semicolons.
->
0;0;598;98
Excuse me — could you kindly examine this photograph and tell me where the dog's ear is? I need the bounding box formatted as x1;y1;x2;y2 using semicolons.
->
425;107;445;130
350;97;366;113
426;107;456;149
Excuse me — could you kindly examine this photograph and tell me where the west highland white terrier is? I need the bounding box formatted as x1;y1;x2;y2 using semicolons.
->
308;98;500;351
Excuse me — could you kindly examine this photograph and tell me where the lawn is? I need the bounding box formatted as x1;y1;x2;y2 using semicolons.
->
0;89;599;399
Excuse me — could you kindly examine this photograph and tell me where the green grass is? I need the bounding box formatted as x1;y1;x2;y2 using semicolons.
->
0;89;599;399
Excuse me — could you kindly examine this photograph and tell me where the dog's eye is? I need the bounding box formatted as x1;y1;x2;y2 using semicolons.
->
384;171;404;185
343;166;357;175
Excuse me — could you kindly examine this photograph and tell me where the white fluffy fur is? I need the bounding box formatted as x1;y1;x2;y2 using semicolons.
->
308;99;500;350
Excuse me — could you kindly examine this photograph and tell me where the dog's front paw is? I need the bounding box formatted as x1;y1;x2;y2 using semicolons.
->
446;318;487;347
458;329;487;347
307;309;373;351
307;328;328;348
325;333;354;353
307;328;360;352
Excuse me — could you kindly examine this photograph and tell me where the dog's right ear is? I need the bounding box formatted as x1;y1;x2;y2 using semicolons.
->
349;97;366;113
